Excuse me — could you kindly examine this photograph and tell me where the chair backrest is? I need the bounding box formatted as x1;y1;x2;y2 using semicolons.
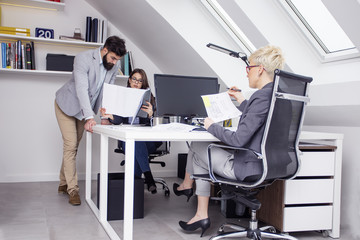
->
261;69;312;182
115;141;170;162
149;141;170;159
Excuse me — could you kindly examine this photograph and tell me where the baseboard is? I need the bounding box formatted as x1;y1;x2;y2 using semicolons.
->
0;170;178;183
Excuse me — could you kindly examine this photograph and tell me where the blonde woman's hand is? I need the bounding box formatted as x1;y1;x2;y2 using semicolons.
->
204;117;214;130
227;86;245;104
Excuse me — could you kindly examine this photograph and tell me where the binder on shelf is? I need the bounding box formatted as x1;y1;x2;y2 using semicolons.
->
85;16;92;42
91;18;98;43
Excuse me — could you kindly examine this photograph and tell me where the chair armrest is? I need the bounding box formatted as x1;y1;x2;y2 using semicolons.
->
206;143;265;188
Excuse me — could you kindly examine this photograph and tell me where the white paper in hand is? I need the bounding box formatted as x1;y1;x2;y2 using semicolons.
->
102;83;148;118
201;92;241;123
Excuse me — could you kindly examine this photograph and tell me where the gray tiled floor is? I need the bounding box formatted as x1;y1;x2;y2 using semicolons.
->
0;178;353;240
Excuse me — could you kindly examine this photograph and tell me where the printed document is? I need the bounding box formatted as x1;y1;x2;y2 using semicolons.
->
201;92;241;123
102;83;151;124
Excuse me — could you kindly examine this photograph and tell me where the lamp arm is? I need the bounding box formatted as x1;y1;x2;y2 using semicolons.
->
207;43;249;66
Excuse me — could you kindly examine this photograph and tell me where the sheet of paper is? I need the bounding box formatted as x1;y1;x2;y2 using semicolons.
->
201;92;241;123
152;123;198;132
102;83;149;119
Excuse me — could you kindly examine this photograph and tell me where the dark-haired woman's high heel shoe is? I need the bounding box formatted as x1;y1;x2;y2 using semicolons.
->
179;218;211;237
173;183;193;202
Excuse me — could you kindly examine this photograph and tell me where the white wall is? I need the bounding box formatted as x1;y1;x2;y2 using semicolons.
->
0;0;183;183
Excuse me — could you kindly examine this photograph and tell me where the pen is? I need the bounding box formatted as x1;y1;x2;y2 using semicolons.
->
227;88;242;92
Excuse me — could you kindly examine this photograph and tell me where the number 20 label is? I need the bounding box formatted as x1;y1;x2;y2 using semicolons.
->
35;28;54;39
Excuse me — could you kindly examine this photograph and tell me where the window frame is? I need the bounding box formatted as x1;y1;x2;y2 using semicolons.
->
278;0;360;62
200;0;256;57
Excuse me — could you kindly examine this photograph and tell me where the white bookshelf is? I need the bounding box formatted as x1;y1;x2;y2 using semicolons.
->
0;0;65;11
0;68;128;80
0;33;102;48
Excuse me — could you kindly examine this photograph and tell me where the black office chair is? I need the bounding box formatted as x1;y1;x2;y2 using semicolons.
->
194;69;313;240
115;141;171;196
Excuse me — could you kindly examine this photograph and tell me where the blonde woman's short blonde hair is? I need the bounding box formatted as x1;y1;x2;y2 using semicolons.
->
248;45;285;80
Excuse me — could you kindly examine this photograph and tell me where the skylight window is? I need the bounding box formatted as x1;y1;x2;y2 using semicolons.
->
285;0;357;57
201;0;256;56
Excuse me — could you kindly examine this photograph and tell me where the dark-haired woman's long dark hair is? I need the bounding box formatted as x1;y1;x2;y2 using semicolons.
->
127;68;156;111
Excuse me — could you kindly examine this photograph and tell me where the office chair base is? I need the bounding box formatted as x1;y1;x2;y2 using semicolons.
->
154;177;170;196
212;223;297;240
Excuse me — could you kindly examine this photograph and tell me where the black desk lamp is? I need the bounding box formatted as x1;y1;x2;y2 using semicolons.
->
206;43;250;66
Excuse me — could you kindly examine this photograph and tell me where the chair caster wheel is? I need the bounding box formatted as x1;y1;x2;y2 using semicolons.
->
321;230;329;237
217;225;225;234
165;189;170;196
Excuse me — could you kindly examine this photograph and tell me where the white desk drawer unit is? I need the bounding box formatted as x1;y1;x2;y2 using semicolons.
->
257;143;339;236
283;205;333;232
297;151;335;177
285;179;334;204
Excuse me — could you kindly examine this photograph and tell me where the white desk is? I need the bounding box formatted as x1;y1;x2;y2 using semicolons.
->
85;126;343;240
85;125;220;240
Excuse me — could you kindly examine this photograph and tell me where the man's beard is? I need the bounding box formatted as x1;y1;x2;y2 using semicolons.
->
103;53;114;70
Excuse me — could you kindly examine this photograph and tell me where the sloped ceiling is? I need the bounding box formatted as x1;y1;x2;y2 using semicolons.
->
84;0;217;77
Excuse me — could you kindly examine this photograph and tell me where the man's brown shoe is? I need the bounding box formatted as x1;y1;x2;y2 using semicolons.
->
69;191;81;205
58;184;68;194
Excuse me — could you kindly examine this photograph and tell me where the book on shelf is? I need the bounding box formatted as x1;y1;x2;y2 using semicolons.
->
0;30;30;37
30;41;36;70
128;51;133;73
102;83;151;124
0;43;4;68
98;19;102;43
21;44;25;70
59;35;84;42
16;40;22;69
0;26;30;33
25;43;32;69
101;19;107;43
85;16;108;43
120;51;133;76
0;40;35;70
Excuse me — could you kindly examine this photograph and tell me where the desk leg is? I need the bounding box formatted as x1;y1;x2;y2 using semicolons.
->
330;139;342;239
85;132;92;202
99;134;109;222
123;138;135;240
